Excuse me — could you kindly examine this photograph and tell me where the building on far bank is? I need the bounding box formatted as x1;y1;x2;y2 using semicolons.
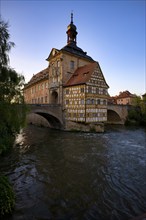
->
108;90;136;105
107;96;117;105
24;13;109;131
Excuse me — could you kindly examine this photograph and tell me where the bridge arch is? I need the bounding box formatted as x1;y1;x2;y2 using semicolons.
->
27;105;64;129
34;111;62;129
107;109;122;124
107;104;128;124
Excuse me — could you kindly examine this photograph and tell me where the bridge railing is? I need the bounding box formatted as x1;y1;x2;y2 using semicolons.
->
107;103;131;107
27;104;61;107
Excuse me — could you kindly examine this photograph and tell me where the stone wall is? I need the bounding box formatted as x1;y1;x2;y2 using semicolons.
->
65;120;104;132
26;113;104;132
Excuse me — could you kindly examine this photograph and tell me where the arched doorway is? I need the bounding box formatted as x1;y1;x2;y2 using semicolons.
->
50;90;58;104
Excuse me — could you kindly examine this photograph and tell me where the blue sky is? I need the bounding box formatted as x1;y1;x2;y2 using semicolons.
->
1;0;145;96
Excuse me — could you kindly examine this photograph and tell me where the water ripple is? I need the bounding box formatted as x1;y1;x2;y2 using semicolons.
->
0;125;146;220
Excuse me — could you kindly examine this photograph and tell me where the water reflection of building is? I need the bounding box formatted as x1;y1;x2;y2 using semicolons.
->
24;13;109;131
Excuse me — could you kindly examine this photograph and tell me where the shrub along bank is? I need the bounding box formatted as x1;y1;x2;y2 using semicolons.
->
0;175;15;218
126;96;146;126
0;17;27;217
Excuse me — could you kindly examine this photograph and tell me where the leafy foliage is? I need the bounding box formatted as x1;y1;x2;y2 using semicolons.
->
126;96;146;125
0;18;26;218
0;102;27;154
0;19;15;67
0;67;25;103
0;175;15;217
0;17;27;155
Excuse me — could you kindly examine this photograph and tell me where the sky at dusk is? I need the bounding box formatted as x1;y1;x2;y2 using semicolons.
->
1;0;145;96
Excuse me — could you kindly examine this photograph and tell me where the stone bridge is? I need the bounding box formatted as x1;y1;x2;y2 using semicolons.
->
27;104;129;129
107;104;129;124
27;104;64;129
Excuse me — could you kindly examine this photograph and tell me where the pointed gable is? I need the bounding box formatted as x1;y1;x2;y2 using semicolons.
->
64;62;109;88
46;48;60;61
90;62;109;89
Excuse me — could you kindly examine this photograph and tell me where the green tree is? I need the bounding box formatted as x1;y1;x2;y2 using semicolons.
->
126;95;146;125
0;16;27;217
131;95;141;106
140;95;146;125
0;18;15;67
0;17;27;154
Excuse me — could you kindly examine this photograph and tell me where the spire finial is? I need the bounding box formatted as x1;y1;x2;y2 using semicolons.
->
71;11;73;24
67;11;77;45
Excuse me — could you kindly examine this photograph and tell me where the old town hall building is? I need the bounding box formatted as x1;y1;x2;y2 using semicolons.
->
24;14;109;131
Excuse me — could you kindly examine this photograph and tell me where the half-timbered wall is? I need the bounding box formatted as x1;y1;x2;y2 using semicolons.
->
64;85;85;122
64;66;108;123
85;67;108;122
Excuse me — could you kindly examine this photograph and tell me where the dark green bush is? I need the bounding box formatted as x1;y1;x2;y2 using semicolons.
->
0;175;15;217
0;18;27;155
126;95;146;126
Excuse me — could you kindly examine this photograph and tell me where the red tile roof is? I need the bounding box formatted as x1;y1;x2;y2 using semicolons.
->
24;68;49;89
117;90;136;99
64;62;97;86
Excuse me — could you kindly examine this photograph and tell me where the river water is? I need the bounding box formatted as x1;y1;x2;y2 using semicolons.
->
0;125;146;220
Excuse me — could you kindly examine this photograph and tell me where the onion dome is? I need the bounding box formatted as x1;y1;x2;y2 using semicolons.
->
66;13;78;45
